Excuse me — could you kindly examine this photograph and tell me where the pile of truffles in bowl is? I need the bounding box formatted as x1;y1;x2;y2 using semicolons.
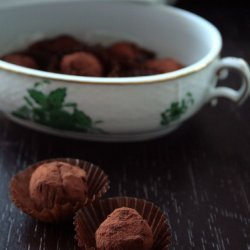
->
2;35;184;77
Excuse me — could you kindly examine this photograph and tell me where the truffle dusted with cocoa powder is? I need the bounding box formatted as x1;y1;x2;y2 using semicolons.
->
43;35;84;54
108;41;155;64
28;35;84;55
60;52;103;77
26;35;84;69
29;161;88;209
3;54;38;69
95;207;153;250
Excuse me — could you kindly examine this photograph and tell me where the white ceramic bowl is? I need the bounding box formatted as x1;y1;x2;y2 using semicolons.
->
0;0;249;142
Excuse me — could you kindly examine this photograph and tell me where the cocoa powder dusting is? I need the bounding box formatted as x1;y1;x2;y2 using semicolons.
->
95;207;153;250
29;161;88;209
60;52;103;77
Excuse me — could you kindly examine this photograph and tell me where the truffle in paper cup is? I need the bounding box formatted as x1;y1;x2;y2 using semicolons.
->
74;197;171;250
10;158;110;223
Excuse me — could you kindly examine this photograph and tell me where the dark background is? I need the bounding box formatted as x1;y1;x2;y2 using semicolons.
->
0;1;250;249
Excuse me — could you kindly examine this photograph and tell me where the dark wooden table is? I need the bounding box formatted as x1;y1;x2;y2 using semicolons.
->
0;1;250;249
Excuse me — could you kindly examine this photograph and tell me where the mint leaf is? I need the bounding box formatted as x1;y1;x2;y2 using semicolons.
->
32;108;48;124
47;88;66;109
73;109;92;128
24;96;34;107
13;83;106;134
12;106;31;119
161;93;194;126
48;110;74;130
28;89;47;107
161;111;170;125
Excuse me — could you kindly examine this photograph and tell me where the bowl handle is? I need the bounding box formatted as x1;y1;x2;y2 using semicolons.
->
207;57;250;105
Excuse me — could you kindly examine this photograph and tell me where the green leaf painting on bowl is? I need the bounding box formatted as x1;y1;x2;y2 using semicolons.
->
161;92;194;126
12;80;105;133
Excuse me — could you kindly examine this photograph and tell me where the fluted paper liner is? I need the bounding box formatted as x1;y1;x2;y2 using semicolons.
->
74;197;171;250
10;158;110;223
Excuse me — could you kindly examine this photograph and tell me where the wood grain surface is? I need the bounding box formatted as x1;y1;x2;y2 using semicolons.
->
0;1;249;249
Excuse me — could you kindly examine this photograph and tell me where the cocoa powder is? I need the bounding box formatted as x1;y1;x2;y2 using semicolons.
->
60;52;103;77
29;161;88;209
95;207;153;250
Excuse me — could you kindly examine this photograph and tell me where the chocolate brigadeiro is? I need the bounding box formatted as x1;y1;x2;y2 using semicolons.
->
74;197;171;250
10;158;110;223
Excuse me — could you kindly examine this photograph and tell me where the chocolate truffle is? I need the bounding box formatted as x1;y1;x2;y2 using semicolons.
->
108;41;154;63
29;35;83;54
95;207;153;250
3;54;38;69
60;52;103;76
144;58;183;74
45;35;83;54
29;161;88;209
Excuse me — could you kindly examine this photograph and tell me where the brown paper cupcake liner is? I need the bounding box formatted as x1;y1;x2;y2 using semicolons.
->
74;197;171;250
10;158;110;223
